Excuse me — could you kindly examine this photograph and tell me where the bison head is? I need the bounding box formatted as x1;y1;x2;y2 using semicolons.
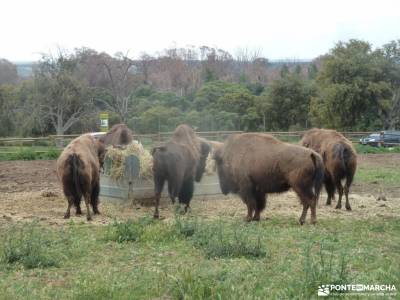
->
195;141;211;182
96;140;107;172
213;147;235;195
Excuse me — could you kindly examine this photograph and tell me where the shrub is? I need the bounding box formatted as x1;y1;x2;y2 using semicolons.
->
13;148;36;160
39;148;61;160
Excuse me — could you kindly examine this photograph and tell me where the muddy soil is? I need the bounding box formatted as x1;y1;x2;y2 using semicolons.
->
0;155;399;226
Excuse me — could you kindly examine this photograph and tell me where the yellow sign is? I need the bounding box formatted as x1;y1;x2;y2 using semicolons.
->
100;112;109;132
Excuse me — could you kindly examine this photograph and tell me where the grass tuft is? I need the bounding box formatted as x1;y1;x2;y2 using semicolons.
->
175;216;266;259
104;217;154;243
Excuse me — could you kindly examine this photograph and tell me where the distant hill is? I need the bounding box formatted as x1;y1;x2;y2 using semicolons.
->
14;62;35;78
13;59;312;79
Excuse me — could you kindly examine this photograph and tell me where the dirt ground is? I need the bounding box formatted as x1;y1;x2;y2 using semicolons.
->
0;155;399;226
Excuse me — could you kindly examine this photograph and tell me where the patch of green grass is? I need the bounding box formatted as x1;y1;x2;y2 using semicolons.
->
0;224;71;269
0;147;61;161
175;217;266;259
356;166;400;186
193;221;266;259
0;217;399;299
355;144;400;154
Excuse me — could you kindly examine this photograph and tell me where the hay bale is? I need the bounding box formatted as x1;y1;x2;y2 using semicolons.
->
205;153;216;175
105;141;153;181
204;140;223;175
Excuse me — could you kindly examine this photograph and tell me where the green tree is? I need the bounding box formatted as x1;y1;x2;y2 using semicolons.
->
294;64;302;75
307;63;318;80
0;59;18;85
193;81;248;111
139;105;182;133
378;40;400;129
0;85;17;136
311;40;392;130
280;64;289;78
265;74;315;130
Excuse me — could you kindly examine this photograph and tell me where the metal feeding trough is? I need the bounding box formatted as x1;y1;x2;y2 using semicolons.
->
100;154;222;203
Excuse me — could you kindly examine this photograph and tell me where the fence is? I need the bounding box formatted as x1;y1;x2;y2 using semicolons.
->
0;131;373;150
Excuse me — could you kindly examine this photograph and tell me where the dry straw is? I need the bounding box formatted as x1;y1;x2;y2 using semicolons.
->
105;141;153;181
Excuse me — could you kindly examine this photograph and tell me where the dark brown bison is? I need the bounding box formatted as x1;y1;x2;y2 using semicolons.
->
57;134;106;221
151;124;210;218
99;124;133;146
300;128;357;210
213;133;324;224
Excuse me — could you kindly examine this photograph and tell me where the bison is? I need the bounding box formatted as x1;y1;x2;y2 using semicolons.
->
57;134;106;221
213;133;324;224
99;123;133;146
151;124;210;218
300;128;357;210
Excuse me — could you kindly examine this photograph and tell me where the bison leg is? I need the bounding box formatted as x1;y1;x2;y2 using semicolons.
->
310;198;317;225
64;196;74;219
344;174;353;211
168;186;176;204
245;202;254;222
91;181;100;214
84;193;92;221
76;205;82;215
239;187;256;222
299;203;309;225
324;175;335;206
154;192;161;219
153;175;165;219
178;178;194;214
253;190;266;221
335;180;344;209
293;187;315;225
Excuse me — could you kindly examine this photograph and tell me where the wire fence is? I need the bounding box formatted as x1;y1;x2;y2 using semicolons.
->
0;130;383;153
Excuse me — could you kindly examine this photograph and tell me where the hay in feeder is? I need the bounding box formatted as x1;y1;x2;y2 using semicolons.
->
205;154;216;175
204;140;223;175
105;141;153;181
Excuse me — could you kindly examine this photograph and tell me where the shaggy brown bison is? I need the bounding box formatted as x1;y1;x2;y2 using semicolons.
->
151;124;210;218
57;134;106;221
99;124;133;146
213;133;324;224
300;128;357;210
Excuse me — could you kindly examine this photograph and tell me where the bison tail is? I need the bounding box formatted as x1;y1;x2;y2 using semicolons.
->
178;178;194;205
310;153;324;200
333;142;353;172
69;153;84;207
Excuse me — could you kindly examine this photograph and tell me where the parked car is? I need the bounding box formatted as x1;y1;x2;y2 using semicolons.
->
360;131;400;147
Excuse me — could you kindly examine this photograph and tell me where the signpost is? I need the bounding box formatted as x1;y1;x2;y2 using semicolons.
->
100;112;109;132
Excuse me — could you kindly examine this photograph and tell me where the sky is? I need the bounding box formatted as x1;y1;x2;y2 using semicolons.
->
1;0;400;62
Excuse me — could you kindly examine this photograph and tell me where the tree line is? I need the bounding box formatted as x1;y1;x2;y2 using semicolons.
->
0;39;399;137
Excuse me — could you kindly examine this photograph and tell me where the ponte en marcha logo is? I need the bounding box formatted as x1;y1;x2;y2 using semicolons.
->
318;284;397;296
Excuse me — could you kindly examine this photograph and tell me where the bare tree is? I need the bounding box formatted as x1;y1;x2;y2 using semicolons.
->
135;52;154;85
33;50;94;143
97;52;136;122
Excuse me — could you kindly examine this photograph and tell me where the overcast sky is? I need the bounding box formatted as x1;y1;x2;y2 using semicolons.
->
2;0;399;62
